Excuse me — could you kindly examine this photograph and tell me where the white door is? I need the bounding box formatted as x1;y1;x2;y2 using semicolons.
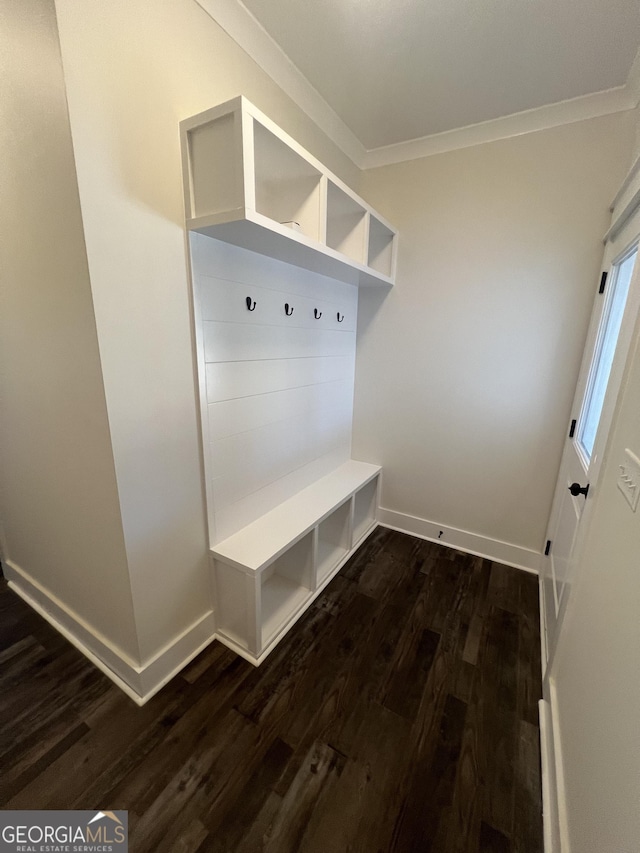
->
541;207;640;672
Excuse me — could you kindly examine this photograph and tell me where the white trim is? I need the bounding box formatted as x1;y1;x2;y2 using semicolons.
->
610;152;640;213
604;147;640;244
377;507;541;574
193;0;366;168
5;559;216;705
363;88;635;169
624;45;640;108
539;577;548;678
604;186;640;244
539;699;562;853
548;680;572;853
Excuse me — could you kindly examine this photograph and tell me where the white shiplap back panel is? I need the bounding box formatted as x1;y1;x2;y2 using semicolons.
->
208;379;353;440
191;230;353;301
190;233;358;544
205;356;350;402
210;397;353;503
203;322;354;362
213;447;350;542
198;275;357;331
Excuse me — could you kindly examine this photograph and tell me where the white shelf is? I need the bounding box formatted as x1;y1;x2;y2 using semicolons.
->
317;500;351;583
261;576;311;646
212;460;380;572
368;215;395;278
189;213;392;287
317;542;348;583
181;96;397;288
326;180;367;264
254;122;323;243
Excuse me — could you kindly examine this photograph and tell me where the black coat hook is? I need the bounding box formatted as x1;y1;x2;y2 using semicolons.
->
314;308;322;319
337;312;344;323
284;303;294;316
246;296;256;311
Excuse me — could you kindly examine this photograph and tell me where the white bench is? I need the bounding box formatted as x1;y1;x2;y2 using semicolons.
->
211;460;381;664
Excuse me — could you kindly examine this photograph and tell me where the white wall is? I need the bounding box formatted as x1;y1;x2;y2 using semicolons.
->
52;0;361;664
0;0;139;662
551;280;640;852
354;113;635;559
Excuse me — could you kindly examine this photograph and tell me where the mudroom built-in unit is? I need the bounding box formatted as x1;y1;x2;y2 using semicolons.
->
181;96;397;663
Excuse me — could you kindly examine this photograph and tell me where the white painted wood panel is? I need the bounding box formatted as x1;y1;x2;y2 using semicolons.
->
198;274;357;331
208;379;353;440
190;232;359;543
212;460;380;571
214;447;351;542
205;355;353;402
189;111;240;220
210;407;352;509
203;322;353;363
191;231;359;303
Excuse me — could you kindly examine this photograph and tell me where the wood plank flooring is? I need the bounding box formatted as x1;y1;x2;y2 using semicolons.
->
0;529;543;852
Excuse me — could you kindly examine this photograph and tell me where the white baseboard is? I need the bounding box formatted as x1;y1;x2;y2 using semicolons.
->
539;576;549;678
548;681;571;853
377;507;542;574
539;699;562;853
539;690;572;853
4;559;215;705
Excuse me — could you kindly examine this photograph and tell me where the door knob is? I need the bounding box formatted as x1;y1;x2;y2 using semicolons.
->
569;482;589;498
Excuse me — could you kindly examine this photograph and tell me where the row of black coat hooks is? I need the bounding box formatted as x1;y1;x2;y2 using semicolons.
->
246;296;344;322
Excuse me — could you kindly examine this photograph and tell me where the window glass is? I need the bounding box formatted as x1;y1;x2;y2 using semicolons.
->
577;245;637;461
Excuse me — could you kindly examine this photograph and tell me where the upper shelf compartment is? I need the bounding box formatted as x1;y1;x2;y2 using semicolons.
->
180;96;397;287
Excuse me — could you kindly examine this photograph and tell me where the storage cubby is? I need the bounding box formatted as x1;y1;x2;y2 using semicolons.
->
253;120;323;243
326;180;366;263
368;215;395;278
316;500;351;584
261;532;314;646
181;97;398;287
187;111;239;220
209;461;380;664
353;477;378;545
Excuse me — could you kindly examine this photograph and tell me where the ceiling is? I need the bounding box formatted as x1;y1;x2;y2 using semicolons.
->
238;0;640;151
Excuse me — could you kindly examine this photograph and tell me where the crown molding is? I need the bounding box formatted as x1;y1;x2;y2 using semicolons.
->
194;0;367;168
194;0;639;172
363;86;636;169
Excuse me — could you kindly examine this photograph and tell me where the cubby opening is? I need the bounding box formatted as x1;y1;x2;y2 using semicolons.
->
253;120;323;243
368;215;395;277
261;532;314;646
317;500;351;584
353;478;378;545
188;113;239;219
326;181;367;263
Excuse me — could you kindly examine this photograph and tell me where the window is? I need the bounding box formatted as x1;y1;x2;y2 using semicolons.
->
577;244;638;462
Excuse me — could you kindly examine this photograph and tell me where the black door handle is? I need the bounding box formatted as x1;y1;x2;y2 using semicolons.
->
569;482;589;498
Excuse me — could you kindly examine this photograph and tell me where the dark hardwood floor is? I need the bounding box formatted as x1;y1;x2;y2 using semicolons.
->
0;528;543;852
